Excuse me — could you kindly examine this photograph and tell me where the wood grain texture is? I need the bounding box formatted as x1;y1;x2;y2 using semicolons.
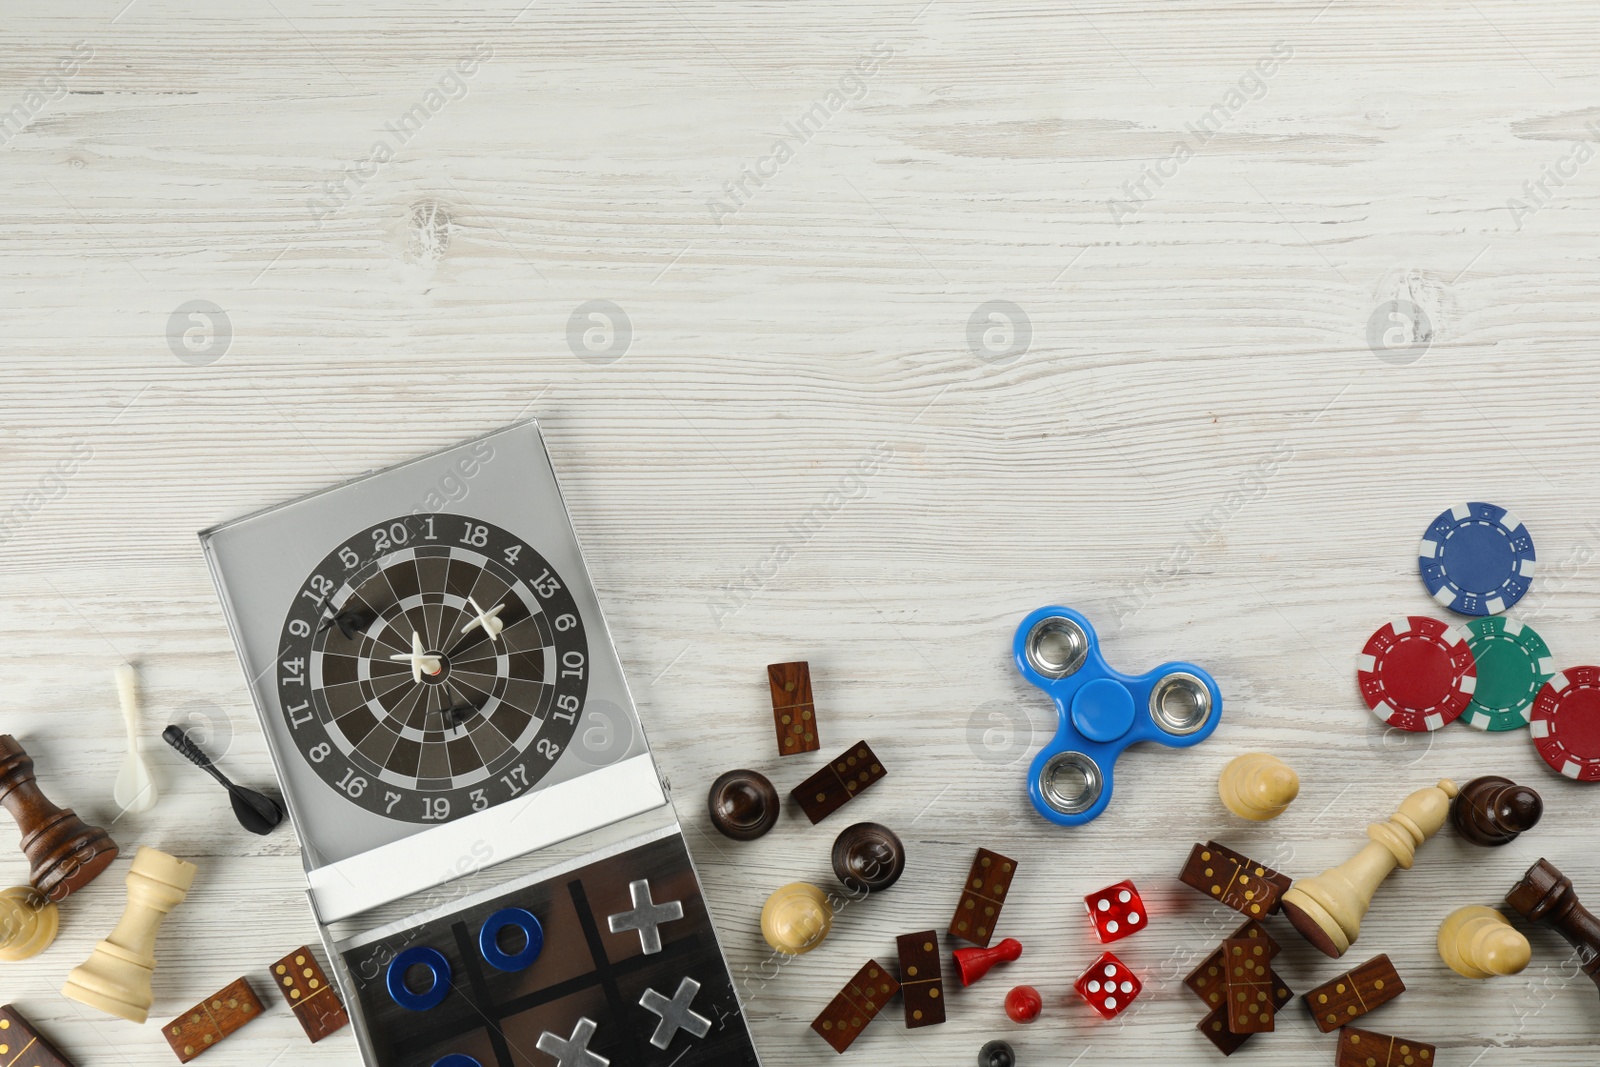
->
2;0;1600;1063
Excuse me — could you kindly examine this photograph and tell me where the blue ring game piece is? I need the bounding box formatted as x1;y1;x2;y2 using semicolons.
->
1014;606;1222;827
387;946;452;1011
432;1058;483;1067
478;907;544;972
1419;502;1536;616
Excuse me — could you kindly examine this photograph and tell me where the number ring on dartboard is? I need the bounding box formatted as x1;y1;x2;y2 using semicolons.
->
276;515;589;824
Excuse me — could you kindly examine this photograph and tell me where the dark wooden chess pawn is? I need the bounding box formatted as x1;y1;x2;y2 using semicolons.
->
707;769;779;841
0;735;119;901
1505;858;1600;998
831;822;906;895
1452;775;1542;846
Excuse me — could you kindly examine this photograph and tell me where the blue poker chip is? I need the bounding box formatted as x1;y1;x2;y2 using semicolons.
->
1419;502;1536;616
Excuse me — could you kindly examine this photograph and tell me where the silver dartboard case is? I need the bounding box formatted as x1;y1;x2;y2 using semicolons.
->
200;418;762;1067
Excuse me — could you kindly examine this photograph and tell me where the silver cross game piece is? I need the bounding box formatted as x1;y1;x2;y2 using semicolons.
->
639;976;713;1050
535;1017;610;1067
606;878;685;954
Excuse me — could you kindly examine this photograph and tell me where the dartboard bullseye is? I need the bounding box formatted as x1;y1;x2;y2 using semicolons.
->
276;514;589;824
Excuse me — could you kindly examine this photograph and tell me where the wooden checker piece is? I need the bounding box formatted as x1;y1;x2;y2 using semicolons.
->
1222;937;1275;1034
1179;841;1292;919
270;945;349;1043
896;930;946;1028
948;847;1018;947
1184;919;1277;1010
1195;971;1292;1057
1302;954;1405;1033
0;1003;75;1067
810;959;900;1054
1335;1026;1437;1067
791;742;887;824
768;662;820;756
162;978;264;1063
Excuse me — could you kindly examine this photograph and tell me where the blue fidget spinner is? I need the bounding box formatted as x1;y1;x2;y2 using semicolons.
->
1014;606;1223;826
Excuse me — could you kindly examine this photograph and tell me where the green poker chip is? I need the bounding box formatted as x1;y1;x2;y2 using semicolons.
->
1460;616;1553;731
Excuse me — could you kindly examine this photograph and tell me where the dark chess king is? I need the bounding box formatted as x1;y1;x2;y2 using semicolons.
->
201;420;761;1067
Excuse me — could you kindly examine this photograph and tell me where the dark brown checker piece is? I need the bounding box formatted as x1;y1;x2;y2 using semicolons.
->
1302;954;1405;1034
896;930;946;1028
1222;937;1275;1034
790;741;886;824
162;977;265;1063
1178;841;1291;919
0;1003;75;1067
810;959;901;1054
1335;1026;1437;1067
1183;918;1277;1009
270;945;349;1043
768;661;820;756
948;848;1018;947
1195;971;1292;1057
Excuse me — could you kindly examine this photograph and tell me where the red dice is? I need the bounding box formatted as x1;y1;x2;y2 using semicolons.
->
1074;952;1141;1019
1084;879;1146;943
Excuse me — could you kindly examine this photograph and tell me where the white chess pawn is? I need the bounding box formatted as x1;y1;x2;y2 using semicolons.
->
1218;753;1299;821
1438;906;1531;979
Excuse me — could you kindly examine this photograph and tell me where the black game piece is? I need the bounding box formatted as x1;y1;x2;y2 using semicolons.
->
978;1039;1016;1067
162;726;284;835
830;822;905;894
707;770;780;841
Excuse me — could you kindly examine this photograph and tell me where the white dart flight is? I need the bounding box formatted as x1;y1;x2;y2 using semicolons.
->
460;596;506;641
389;629;443;683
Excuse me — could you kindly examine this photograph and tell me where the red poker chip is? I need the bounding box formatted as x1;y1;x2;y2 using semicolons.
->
1530;666;1600;782
1357;616;1477;732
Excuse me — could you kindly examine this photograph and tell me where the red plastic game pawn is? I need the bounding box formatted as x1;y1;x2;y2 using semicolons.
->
955;938;1022;987
1003;985;1041;1023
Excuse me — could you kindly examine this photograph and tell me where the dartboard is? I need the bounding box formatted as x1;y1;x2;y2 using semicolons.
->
276;514;589;824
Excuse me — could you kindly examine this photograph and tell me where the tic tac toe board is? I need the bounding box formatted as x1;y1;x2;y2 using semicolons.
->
201;419;764;1067
336;826;759;1067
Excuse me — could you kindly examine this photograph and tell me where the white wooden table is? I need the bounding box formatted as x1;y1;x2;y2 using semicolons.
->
4;1;1599;1063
